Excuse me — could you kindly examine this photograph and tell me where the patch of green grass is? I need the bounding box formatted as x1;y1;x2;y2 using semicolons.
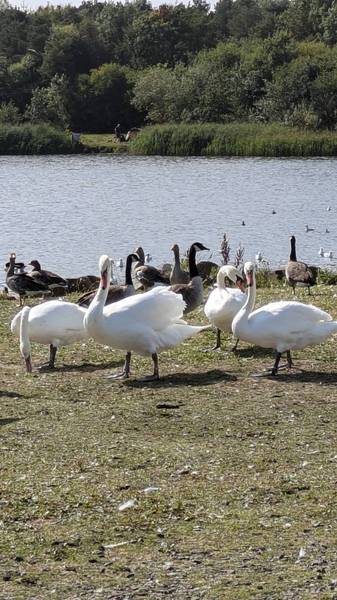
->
81;133;128;154
2;284;337;598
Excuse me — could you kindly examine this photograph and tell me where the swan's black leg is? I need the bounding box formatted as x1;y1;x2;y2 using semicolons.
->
286;350;293;368
271;352;282;376
38;344;57;370
203;328;221;352
230;338;239;352
140;353;160;381
107;351;131;380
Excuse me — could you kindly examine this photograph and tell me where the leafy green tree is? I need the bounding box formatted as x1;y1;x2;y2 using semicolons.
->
25;73;70;128
73;62;140;132
40;23;101;82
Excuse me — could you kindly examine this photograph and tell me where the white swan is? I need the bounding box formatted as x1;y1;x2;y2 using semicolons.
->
318;247;333;259
232;261;337;375
11;299;88;369
84;255;208;380
204;265;246;351
19;306;32;372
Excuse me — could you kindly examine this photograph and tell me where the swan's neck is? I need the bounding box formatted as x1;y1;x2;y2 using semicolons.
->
85;265;111;327
189;245;199;278
217;270;227;291
290;239;297;261
125;255;133;286
236;273;256;324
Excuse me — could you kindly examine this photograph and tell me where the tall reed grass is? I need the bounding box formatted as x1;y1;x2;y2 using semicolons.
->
129;123;337;157
0;123;77;155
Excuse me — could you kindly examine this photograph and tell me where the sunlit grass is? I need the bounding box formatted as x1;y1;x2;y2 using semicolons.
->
2;284;337;598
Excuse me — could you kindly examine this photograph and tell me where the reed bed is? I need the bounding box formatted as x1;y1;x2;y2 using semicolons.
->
129;123;337;157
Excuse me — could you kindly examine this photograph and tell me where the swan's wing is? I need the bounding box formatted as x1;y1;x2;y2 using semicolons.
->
250;301;332;330
103;287;186;329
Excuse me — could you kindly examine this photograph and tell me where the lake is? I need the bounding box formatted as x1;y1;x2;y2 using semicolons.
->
1;154;337;280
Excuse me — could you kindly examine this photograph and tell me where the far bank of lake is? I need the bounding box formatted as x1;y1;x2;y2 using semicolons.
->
3;123;337;157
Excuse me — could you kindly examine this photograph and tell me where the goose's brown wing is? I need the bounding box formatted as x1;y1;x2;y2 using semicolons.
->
286;260;316;285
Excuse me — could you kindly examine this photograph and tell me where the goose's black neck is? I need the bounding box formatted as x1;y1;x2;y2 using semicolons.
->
290;237;297;261
125;254;135;285
188;245;199;278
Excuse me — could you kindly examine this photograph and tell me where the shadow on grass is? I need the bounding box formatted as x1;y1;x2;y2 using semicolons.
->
235;346;273;359
0;417;23;427
274;369;337;385
0;390;27;399
125;369;237;388
51;359;124;373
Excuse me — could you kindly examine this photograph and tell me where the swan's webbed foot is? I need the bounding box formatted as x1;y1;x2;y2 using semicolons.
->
106;371;129;380
202;345;222;353
107;352;131;380
38;362;55;371
139;374;160;382
139;353;159;381
202;329;221;352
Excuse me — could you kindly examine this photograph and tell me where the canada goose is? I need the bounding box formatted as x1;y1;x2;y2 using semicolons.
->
77;253;139;308
4;260;25;274
12;300;88;370
29;260;68;291
305;225;314;232
286;236;316;295
134;246;170;291
232;262;337;376
170;244;190;285
169;242;209;314
83;255;208;380
204;265;246;351
6;253;50;305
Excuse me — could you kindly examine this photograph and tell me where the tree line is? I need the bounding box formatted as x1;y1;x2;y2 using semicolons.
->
1;0;337;132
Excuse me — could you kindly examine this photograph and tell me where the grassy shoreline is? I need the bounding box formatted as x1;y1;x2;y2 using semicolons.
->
3;123;337;157
2;284;337;598
87;123;337;157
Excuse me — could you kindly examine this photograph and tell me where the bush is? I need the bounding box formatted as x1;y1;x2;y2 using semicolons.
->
0;123;79;154
0;101;22;125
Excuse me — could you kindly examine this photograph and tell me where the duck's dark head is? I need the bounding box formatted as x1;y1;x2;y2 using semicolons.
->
29;260;41;271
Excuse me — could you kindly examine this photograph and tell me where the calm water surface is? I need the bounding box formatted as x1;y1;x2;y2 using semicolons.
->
1;154;337;278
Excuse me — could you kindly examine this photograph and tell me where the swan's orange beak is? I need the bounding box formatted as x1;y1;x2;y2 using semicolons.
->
246;272;253;287
101;269;108;290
